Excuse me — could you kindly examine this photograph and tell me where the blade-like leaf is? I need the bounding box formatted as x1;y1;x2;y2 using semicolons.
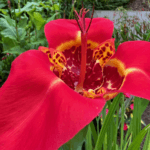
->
127;124;150;150
94;93;123;150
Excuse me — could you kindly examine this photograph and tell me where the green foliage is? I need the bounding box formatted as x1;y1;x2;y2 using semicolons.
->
0;0;60;85
0;54;17;86
59;95;150;150
59;126;88;150
94;0;130;10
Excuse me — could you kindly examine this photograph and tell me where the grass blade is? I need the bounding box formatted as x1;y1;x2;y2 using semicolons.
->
94;93;123;150
127;124;150;150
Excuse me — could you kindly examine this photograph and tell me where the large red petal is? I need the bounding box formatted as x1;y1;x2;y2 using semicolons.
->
0;50;106;150
111;41;150;100
44;18;114;50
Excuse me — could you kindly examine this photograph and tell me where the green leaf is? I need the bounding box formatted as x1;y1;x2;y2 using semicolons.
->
64;126;88;150
140;98;149;115
18;28;26;41
86;125;93;150
2;37;17;50
127;124;150;150
0;9;8;15
0;18;11;29
3;15;16;27
3;46;25;54
0;3;6;8
51;4;60;11
94;93;123;150
143;127;150;150
1;27;17;41
21;2;39;12
46;12;60;23
18;17;28;28
145;32;150;41
33;12;46;30
90;121;97;145
0;17;17;41
1;37;25;54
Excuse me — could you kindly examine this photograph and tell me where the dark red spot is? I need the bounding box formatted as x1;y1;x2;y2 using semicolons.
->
96;55;100;59
101;47;106;51
110;46;113;51
99;55;103;58
61;57;65;62
105;43;109;47
100;50;103;54
46;51;50;54
48;54;51;58
107;52;111;56
87;43;91;47
103;57;106;61
56;54;59;58
94;51;98;55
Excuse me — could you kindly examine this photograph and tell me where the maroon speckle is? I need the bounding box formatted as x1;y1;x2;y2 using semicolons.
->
58;59;62;63
61;57;65;62
103;58;106;61
48;54;51;58
101;47;106;51
56;54;59;58
94;51;98;55
105;43;109;47
110;46;113;51
87;43;91;47
46;51;50;54
100;50;103;54
107;52;111;56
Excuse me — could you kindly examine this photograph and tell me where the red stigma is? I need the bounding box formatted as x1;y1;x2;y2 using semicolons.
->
74;6;94;92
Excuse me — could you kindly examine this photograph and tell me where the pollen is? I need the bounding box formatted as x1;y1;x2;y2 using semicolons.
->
97;87;106;95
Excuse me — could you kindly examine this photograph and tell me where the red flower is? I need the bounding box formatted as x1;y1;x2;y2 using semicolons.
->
0;8;150;150
123;93;131;98
130;103;134;110
2;57;7;60
123;123;128;131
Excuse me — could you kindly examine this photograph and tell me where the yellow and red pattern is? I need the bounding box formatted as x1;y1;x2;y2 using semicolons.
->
93;39;115;68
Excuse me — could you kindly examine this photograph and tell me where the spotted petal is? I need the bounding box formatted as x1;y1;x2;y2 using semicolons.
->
103;41;150;100
0;50;106;150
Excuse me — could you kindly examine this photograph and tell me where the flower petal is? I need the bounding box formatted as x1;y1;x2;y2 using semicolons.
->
44;18;114;51
109;41;150;100
0;50;106;150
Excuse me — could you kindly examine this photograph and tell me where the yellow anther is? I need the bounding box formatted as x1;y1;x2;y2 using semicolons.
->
97;87;106;95
83;89;96;99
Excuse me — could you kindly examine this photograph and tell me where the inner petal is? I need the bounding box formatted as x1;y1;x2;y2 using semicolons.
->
39;39;116;99
101;58;126;93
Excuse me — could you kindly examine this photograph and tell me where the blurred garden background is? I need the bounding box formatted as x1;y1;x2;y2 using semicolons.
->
0;0;150;150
